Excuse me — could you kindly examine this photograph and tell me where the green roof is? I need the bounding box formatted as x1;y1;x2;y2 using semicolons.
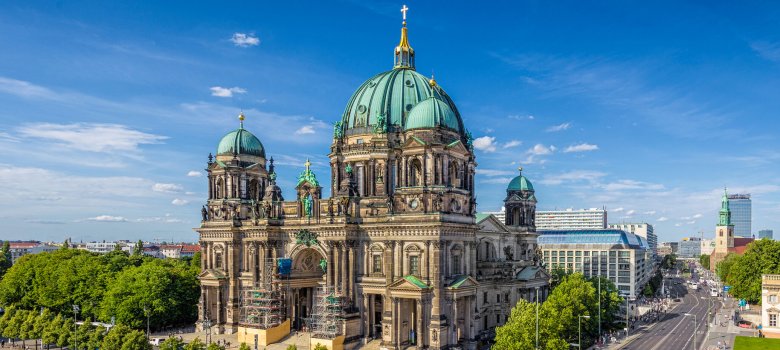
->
515;266;542;281
448;275;470;289
405;97;460;132
475;213;491;223
403;275;429;289
507;174;534;192
339;68;465;136
216;126;265;158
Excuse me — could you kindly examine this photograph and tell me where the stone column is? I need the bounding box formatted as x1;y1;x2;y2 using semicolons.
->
341;243;348;298
363;294;370;340
395;298;402;349
348;242;355;302
327;243;334;288
416;298;423;347
387;241;396;283
423;240;430;283
397;241;405;277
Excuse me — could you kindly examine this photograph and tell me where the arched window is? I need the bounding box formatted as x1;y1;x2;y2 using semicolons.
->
215;252;223;269
719;229;723;237
448;162;458;188
409;158;422;186
215;177;224;198
249;179;259;200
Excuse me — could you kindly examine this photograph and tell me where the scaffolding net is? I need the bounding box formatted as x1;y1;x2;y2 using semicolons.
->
239;258;285;329
306;286;345;339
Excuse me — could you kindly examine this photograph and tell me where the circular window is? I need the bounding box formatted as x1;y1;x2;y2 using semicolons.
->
357;105;367;114
405;79;413;87
406;104;413;111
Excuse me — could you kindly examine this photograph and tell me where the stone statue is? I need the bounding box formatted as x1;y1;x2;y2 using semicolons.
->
250;200;259;220
386;196;394;215
302;194;313;218
327;198;334;216
319;258;328;273
201;205;208;221
434;192;443;212
262;201;272;218
373;114;386;134
504;246;513;261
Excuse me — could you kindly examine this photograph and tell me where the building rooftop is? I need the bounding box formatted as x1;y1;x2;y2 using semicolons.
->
538;229;647;249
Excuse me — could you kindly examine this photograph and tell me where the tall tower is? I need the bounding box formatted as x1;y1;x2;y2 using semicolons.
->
711;188;734;271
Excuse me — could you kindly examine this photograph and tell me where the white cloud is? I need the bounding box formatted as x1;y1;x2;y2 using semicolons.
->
480;177;514;185
473;136;497;152
657;217;669;222
152;183;183;193
546;122;571;132
626;210;636;216
686;220;697;225
295;125;316;135
187;171;202;177
87;215;127;222
675;223;682;227
750;41;780;62
528;144;556;155
644;210;657;215
230;33;260;47
503;140;522;148
539;170;606;185
564;143;599;153
171;198;189;206
476;169;516;177
16;123;166;153
210;86;247;97
602;180;664;192
693;213;702;219
613;207;625;212
508;115;535;120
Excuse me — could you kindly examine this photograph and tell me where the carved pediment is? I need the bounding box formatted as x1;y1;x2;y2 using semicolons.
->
444;140;469;155
446;275;479;289
402;136;428;148
388;275;431;291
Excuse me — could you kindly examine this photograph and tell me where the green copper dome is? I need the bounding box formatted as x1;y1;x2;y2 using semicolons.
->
339;68;464;135
216;126;265;158
405;97;460;131
507;169;534;192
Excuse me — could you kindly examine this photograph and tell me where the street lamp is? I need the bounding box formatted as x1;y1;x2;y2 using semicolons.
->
578;315;591;350
143;305;150;340
684;313;697;350
535;286;540;350
72;305;79;350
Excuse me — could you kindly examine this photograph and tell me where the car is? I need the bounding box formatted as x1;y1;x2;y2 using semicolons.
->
738;320;753;329
673;298;681;302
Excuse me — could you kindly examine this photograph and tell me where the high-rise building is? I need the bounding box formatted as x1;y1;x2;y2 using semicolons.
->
608;223;657;258
759;229;774;240
678;237;702;258
728;193;751;237
536;208;607;230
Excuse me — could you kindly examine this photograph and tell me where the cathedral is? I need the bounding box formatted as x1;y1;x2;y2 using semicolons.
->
196;8;549;350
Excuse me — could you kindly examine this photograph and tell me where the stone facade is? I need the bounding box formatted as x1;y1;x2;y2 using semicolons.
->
196;12;548;350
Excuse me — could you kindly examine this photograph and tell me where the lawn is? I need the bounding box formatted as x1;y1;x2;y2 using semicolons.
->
733;336;780;350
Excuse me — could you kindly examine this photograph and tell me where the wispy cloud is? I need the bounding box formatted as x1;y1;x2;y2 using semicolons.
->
17;123;166;153
750;41;780;62
524;144;556;164
658;217;669;222
546;122;571;132
539;170;606;185
473;136;497;152
295;125;316;135
152;183;183;193
187;171;202;177
503;140;522;148
564;143;599;153
86;215;127;222
230;33;260;47
602;180;664;192
613;207;625;212
477;169;516;177
171;198;189;206
210;86;247;97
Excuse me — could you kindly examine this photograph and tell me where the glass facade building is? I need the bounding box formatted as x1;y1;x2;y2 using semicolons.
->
759;229;774;240
728;194;752;237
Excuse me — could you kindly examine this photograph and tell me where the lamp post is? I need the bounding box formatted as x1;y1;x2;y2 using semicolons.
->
598;276;601;344
535;286;540;350
143;305;150;340
684;313;697;350
72;305;79;350
578;315;591;350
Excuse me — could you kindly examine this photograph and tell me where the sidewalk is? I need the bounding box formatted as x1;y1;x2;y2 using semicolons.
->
701;297;755;350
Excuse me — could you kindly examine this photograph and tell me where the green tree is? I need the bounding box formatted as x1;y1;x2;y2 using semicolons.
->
541;274;598;348
190;251;202;274
101;324;131;349
723;239;780;303
588;276;623;333
42;313;64;347
206;342;225;350
76;317;95;348
699;254;710;270
0;306;15;339
134;240;144;256
184;337;207;350
312;344;328;350
57;317;74;348
33;308;53;345
120;329;152;350
493;299;542;349
238;342;251;350
0;240;12;278
160;337;185;350
5;309;28;345
285;345;297;350
88;326;107;350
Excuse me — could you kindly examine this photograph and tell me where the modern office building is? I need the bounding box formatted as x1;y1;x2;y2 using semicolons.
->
536;208;607;230
659;242;678;256
678;237;701;258
608;223;657;258
6;241;58;264
481;207;506;224
538;229;651;297
728;193;751;237
759;229;774;240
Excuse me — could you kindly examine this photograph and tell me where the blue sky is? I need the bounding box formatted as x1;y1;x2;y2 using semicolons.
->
1;1;779;243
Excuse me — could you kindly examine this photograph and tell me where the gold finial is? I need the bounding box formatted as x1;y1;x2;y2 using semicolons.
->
429;72;437;87
518;166;524;173
304;158;311;171
238;112;245;128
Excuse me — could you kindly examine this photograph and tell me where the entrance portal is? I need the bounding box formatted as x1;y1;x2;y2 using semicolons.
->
290;248;326;331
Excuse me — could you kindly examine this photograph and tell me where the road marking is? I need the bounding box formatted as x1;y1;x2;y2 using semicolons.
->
649;284;701;350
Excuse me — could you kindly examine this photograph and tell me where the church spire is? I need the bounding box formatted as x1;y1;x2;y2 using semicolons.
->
394;5;415;70
719;187;732;226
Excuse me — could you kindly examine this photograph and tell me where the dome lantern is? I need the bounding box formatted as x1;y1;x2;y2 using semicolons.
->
394;5;415;70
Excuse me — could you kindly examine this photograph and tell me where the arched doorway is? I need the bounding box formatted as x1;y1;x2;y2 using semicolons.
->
289;247;326;330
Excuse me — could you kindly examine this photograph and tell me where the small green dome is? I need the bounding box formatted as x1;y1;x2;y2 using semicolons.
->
340;68;464;135
405;97;460;131
507;171;534;192
216;127;265;158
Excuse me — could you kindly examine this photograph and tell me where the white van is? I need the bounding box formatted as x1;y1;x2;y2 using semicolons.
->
710;288;719;297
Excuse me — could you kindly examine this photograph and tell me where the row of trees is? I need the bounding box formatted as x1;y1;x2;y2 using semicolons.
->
0;307;150;349
699;254;710;270
717;239;780;304
493;274;624;350
0;241;12;280
0;246;200;331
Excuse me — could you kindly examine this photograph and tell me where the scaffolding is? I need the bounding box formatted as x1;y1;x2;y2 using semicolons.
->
306;286;346;339
239;258;286;329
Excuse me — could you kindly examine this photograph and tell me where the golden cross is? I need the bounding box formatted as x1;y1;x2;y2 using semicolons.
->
401;5;409;22
305;158;311;171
